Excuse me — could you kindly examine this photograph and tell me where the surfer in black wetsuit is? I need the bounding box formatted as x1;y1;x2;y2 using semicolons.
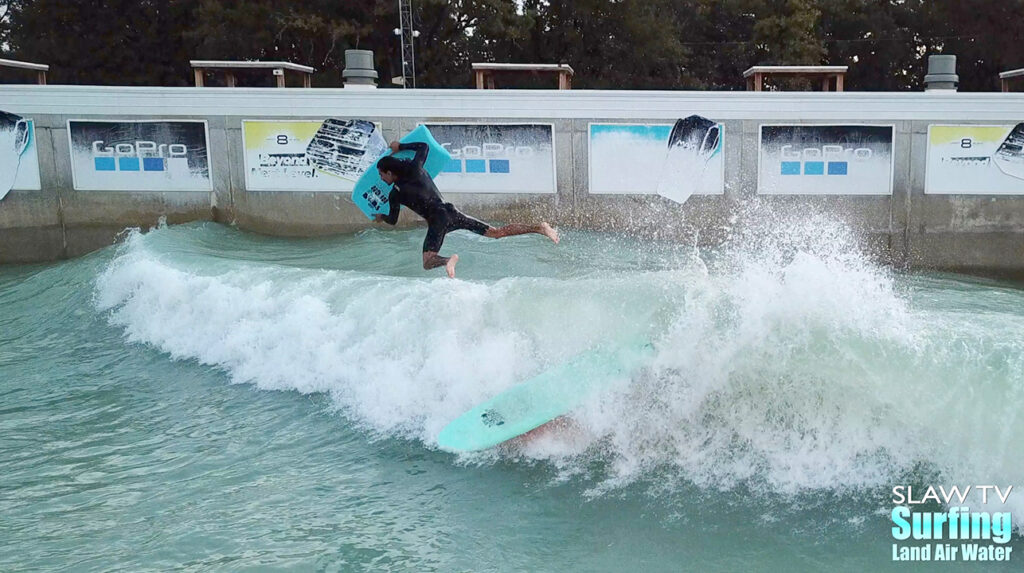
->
375;141;559;278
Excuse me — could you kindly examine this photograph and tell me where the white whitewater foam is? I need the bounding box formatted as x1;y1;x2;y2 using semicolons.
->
94;218;1024;530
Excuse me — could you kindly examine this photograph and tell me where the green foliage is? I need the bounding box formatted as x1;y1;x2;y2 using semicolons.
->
2;0;1022;90
819;0;926;91
917;0;1024;92
3;0;197;85
0;1;13;51
184;0;386;86
751;0;825;65
413;0;526;87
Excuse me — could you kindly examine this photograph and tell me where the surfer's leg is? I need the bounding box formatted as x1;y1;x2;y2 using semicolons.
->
445;204;559;244
484;222;559;244
423;251;458;278
423;221;458;278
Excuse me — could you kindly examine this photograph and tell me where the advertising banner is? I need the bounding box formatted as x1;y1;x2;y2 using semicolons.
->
758;125;894;195
68;120;212;191
0;110;41;199
588;120;724;195
243;119;387;192
925;124;1024;194
423;123;555;193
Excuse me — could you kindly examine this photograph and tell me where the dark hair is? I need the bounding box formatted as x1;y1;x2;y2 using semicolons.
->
377;156;411;178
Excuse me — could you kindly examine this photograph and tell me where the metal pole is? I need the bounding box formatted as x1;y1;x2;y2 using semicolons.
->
398;0;416;88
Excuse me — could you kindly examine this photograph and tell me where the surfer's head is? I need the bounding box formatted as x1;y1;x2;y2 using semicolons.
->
377;156;404;184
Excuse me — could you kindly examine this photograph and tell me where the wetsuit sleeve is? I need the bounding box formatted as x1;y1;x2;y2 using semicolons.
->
398;142;429;168
382;189;400;225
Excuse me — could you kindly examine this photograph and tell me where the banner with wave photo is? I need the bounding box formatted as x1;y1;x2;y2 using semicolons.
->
925;124;1024;194
1;110;41;200
588;122;724;195
758;125;894;195
68;120;212;192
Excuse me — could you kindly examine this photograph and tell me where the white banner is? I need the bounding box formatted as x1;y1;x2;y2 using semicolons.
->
758;125;894;195
68;120;212;192
424;123;556;194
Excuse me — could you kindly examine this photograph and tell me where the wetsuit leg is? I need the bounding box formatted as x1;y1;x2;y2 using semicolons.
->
423;208;451;252
444;203;492;236
423;222;447;252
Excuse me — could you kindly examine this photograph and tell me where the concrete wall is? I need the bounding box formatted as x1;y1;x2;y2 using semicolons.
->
1;85;1023;277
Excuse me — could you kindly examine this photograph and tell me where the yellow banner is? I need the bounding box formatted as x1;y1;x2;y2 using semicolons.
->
929;125;1010;146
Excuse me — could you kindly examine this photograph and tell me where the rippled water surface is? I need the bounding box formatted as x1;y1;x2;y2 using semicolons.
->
2;219;1023;572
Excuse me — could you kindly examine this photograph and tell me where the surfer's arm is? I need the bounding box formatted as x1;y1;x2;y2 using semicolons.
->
380;191;401;225
397;142;429;168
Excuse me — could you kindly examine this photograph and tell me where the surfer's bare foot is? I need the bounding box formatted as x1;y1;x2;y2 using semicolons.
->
445;254;459;278
540;222;559;244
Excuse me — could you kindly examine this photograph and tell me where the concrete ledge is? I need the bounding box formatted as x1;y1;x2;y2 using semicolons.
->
908;231;1024;279
0;226;64;263
4;85;1024;121
62;225;130;259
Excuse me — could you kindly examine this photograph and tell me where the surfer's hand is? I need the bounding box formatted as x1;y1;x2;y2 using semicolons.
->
389;141;400;154
372;214;384;223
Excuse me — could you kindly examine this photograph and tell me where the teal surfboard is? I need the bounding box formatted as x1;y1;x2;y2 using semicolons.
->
437;341;654;453
351;125;452;219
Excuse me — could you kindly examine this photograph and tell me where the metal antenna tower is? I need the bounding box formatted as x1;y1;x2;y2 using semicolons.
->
397;0;417;88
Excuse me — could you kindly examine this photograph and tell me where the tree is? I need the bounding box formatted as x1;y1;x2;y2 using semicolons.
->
7;0;198;85
3;0;1021;90
668;0;759;90
819;0;927;91
186;0;388;87
0;0;16;53
508;0;689;89
750;0;824;65
413;0;526;88
916;0;1024;92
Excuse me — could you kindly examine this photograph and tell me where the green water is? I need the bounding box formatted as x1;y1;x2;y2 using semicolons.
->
2;220;1023;571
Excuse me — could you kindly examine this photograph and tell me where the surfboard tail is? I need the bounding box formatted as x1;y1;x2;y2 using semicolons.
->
436;340;655;453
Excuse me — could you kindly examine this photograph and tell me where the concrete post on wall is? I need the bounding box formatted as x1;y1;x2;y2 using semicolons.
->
0;119;64;263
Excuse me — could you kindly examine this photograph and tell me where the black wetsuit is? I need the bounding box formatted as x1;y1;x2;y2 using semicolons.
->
381;142;491;252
